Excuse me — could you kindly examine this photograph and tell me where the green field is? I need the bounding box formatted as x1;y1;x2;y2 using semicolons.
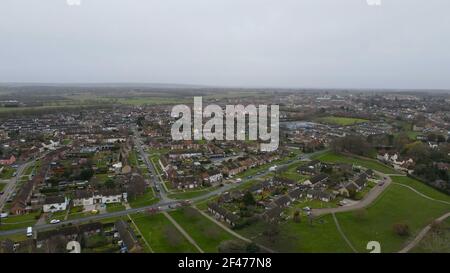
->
0;212;41;231
237;214;353;253
106;203;126;213
411;217;450;253
0;166;15;180
168;186;219;200
130;212;199;253
314;151;398;174
391;176;450;202
128;188;158;208
278;162;309;182
317;116;369;126
169;207;237;252
335;182;450;252
0;183;6;191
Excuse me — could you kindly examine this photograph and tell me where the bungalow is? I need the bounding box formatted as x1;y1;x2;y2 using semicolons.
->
207;203;240;227
287;188;303;201
304;173;329;186
262;206;284;223
297;160;321;175
274;195;291;207
43;196;69;213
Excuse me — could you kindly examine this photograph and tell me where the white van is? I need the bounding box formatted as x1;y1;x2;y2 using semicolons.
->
26;227;33;237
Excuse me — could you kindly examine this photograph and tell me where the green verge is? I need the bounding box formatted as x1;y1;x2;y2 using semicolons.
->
130;212;199;253
168;207;237;252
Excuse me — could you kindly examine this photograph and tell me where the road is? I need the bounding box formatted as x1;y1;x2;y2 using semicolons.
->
132;126;172;202
0;160;34;211
0;149;320;237
312;171;395;217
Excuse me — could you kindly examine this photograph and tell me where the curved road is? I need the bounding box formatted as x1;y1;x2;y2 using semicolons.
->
312;170;395;217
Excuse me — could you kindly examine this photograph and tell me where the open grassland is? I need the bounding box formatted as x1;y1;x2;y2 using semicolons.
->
317;116;369;126
169;207;237;252
237;214;353;253
335;181;450;253
130;212;199;253
0;211;41;231
128;188;158;208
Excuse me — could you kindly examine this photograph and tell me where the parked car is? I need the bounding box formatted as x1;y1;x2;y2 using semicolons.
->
50;219;61;224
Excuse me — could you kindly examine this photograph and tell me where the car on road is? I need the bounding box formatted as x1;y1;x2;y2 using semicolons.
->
26;227;33;237
0;191;4;195
50;219;61;224
303;206;311;211
378;181;385;186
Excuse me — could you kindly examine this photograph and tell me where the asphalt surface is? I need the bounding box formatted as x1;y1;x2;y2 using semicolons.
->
0;161;34;211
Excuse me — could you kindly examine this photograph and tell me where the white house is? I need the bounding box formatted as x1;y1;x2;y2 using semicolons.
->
73;190;127;208
43;196;69;213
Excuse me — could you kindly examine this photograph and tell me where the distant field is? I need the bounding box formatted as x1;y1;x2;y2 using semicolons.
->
313;151;398;174
169;207;237;252
336;181;450;253
130;212;199;253
317;116;369;126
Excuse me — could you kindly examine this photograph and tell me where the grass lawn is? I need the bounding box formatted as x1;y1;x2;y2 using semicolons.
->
169;207;237;252
0;166;15;180
130;212;199;253
317;116;369;126
0;183;6;191
106;203;126;213
128;151;139;168
314;151;399;174
335;183;450;253
0;211;41;231
168;186;219;200
128;188;158;208
278;162;309;182
411;217;450;253
391;176;450;202
237;214;353;253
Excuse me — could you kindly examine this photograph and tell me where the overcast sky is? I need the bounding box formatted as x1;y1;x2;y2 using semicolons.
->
0;0;449;89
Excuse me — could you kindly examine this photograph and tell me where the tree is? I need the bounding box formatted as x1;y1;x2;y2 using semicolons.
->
242;191;256;207
293;210;301;223
104;178;116;189
393;223;410;236
78;168;94;181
